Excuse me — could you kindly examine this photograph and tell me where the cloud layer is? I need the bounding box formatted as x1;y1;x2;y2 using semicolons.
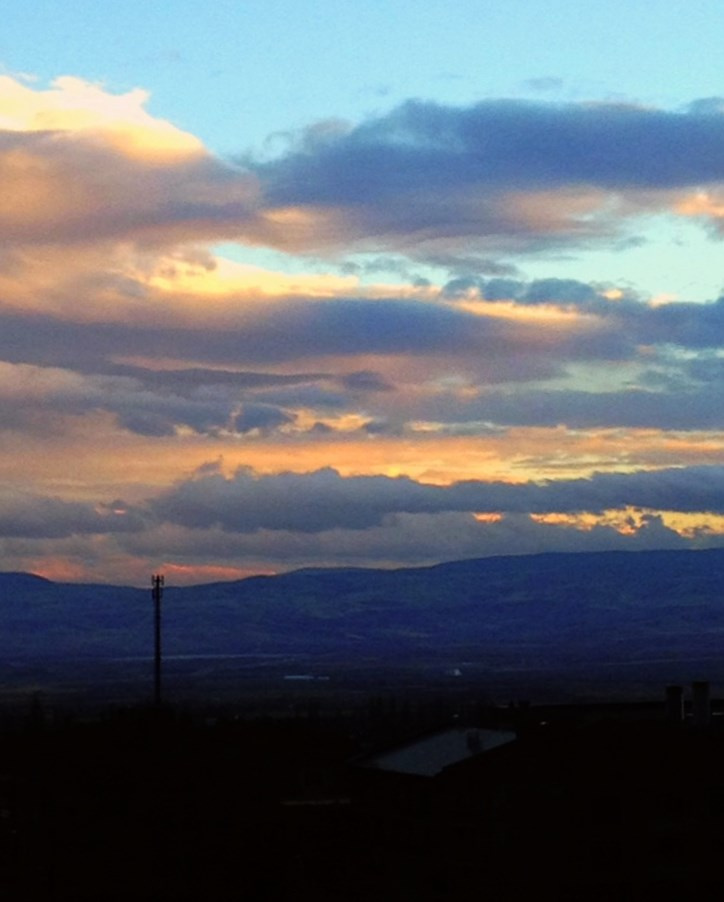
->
0;74;723;583
251;98;724;256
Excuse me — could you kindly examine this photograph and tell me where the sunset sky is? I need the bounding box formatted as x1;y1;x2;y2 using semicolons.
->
2;1;724;584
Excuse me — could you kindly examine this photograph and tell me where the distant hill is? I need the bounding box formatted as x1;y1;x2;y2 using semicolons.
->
2;549;724;670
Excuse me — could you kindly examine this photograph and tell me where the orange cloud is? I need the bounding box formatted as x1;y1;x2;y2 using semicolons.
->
675;190;724;219
0;74;261;254
0;74;202;156
532;508;724;538
3;420;721;512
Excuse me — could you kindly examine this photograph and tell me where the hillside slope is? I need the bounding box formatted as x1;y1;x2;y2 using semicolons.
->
1;548;723;665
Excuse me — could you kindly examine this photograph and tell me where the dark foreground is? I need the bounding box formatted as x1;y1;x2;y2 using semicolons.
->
1;694;724;899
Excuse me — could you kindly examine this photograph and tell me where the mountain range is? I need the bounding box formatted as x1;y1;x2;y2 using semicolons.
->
2;549;724;677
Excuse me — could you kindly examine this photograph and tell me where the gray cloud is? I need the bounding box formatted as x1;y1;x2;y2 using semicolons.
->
0;129;259;247
0;467;719;575
0;361;307;439
113;510;694;576
3;270;724;439
0;492;143;539
258;99;724;200
233;404;296;433
149;465;724;535
248;98;724;256
111;365;330;392
338;370;394;392
413;385;724;431
10;96;724;264
0;298;504;369
472;278;724;352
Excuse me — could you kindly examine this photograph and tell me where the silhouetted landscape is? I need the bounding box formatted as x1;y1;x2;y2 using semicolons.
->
2;548;724;896
5;699;724;899
2;548;724;709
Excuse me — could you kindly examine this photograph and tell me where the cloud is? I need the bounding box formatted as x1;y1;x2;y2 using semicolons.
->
0;75;262;251
261;98;724;192
149;465;724;535
452;276;724;353
2;286;723;441
338;370;394;392
0;489;142;539
110;509;694;579
0;127;259;248
0;360;304;438
250;97;724;255
6;76;724;266
1;74;724;581
0;296;547;370
233;404;296;434
0;74;201;154
111;365;330;392
1;466;721;582
410;385;724;431
499;278;602;305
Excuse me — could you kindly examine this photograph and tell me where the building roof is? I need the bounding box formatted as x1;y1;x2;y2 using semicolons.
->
358;727;516;777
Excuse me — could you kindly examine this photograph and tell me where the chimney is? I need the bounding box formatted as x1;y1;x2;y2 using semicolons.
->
665;685;684;723
692;681;711;727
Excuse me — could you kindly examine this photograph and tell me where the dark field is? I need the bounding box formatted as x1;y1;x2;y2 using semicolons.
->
2;642;724;716
1;682;723;899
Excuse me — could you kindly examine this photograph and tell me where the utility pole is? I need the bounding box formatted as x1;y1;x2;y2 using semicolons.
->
152;574;164;709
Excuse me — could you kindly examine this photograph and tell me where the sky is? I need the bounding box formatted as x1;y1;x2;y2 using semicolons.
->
1;1;724;584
